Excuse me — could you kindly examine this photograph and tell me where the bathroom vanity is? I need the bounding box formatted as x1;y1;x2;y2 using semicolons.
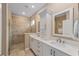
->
29;33;79;56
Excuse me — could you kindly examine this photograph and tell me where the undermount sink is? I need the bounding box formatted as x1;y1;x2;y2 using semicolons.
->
42;38;54;42
42;37;74;49
49;41;76;50
51;42;64;46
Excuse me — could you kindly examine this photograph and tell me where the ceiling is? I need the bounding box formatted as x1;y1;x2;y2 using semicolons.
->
8;3;46;17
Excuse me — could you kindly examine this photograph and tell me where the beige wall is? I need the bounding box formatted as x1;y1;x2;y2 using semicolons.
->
47;3;78;20
35;15;40;32
12;16;31;44
30;16;36;33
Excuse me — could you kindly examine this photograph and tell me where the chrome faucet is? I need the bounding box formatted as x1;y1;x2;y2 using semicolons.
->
56;38;65;44
57;38;61;43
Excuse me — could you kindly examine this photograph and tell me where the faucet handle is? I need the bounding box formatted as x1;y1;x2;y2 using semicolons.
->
56;38;61;43
59;39;61;43
56;39;58;42
62;40;65;43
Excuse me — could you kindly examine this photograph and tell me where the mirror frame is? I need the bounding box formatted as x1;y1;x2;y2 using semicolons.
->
52;8;74;39
35;7;47;33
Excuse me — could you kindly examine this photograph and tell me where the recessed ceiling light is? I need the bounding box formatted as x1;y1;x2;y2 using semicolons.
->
22;12;26;15
32;5;35;8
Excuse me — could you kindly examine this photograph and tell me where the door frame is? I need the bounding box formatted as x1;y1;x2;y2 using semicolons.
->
2;3;9;56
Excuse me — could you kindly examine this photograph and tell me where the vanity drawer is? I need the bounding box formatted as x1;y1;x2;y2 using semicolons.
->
54;49;70;56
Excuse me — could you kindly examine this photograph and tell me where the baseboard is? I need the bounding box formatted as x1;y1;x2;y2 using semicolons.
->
30;49;36;56
25;48;36;56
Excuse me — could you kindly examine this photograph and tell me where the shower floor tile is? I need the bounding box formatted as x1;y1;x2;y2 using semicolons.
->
10;42;34;56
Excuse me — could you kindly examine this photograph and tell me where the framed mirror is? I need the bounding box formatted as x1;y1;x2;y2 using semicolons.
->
39;9;47;33
52;8;74;38
35;8;47;33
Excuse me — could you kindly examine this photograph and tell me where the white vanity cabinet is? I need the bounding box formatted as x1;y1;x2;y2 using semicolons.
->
30;38;43;56
30;37;54;56
36;40;43;56
42;43;54;56
54;49;69;56
42;43;69;56
30;37;37;54
30;37;34;50
29;36;70;56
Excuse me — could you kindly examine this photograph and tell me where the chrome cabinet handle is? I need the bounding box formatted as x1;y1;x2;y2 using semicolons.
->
50;49;52;55
53;51;55;56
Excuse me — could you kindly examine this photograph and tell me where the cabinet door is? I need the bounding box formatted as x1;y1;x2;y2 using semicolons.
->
30;38;33;49
30;38;43;56
55;49;69;56
33;39;38;55
43;43;54;56
32;39;38;54
38;41;43;56
25;34;30;49
30;38;36;52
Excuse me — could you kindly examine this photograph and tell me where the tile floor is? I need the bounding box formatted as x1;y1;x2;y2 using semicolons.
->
10;42;34;56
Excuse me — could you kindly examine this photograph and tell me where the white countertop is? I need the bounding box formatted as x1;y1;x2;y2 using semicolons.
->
30;34;79;56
